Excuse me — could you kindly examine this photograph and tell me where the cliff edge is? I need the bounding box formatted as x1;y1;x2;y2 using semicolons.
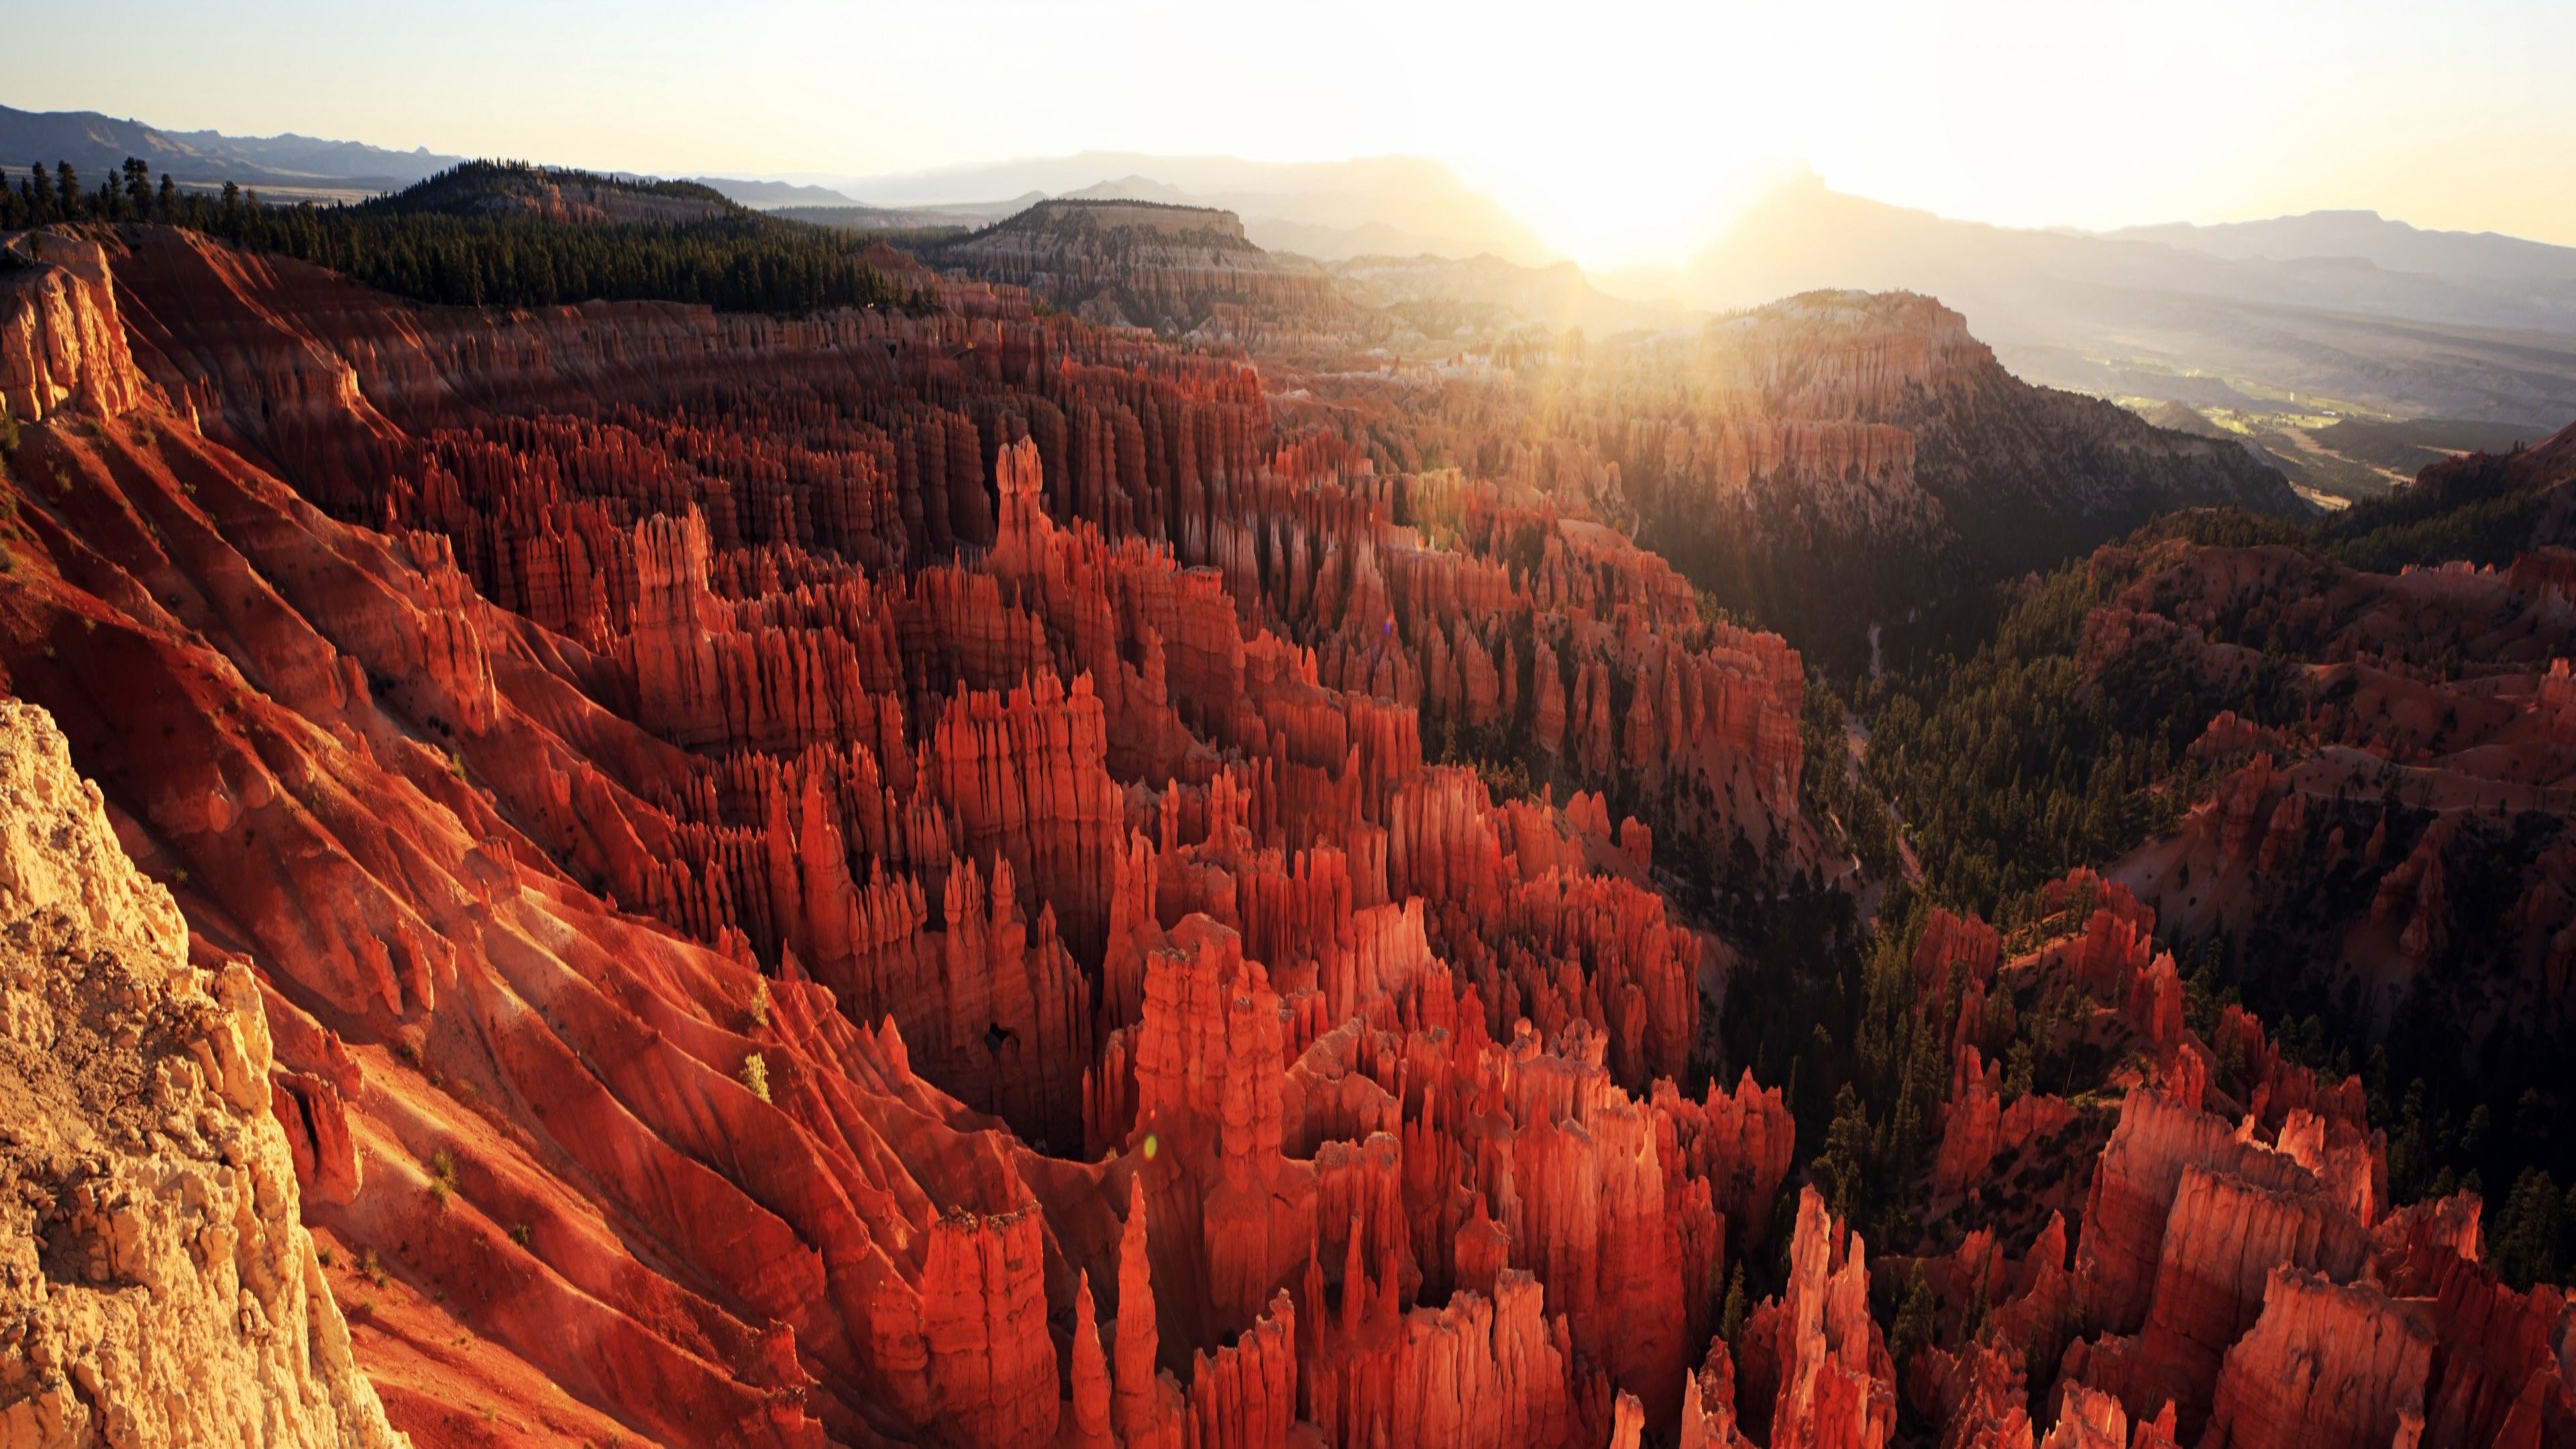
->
0;698;402;1448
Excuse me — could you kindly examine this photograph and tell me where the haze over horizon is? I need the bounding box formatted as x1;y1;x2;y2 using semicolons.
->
17;0;2576;268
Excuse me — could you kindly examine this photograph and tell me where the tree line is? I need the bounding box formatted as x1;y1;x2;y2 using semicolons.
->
1;158;927;317
2;157;178;227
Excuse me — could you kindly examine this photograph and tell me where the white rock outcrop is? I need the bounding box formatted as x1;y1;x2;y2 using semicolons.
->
0;699;403;1448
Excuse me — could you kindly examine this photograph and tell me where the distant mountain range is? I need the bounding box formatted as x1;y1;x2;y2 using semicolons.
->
1638;174;2576;430
683;176;867;209
2110;211;2576;283
0;103;458;198
767;194;1044;233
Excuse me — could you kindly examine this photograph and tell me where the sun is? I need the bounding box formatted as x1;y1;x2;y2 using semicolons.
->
1456;148;1803;272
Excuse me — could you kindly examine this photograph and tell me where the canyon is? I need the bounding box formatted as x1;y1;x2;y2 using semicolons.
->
0;186;2565;1449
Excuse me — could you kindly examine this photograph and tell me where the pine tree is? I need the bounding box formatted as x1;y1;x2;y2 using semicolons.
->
1817;1084;1873;1226
2491;1167;2563;1289
1892;1264;1935;1367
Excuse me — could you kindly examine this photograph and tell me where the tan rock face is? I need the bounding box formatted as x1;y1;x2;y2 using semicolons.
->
0;699;403;1448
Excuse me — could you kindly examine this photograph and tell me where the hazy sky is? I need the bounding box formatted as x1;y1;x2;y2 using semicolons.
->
17;0;2576;266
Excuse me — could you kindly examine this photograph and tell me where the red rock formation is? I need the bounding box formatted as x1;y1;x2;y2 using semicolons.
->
2376;1208;2576;1449
1746;1188;1897;1449
1066;1270;1117;1449
2035;1386;2174;1449
1988;1216;2079;1384
1666;1071;1800;1251
2200;1268;2432;1449
0;225;1851;1447
1183;1291;1299;1449
2057;1062;2399;1437
2105;1160;2371;1434
1305;1267;1577;1448
922;1206;1061;1449
1116;1178;1189;1449
2074;1089;2313;1337
1915;1340;2033;1449
0;234;147;421
1862;873;2573;1449
1680;1340;1762;1449
2091;508;2576;1054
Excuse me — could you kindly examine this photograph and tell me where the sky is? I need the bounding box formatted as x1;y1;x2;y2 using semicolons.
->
15;0;2576;268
